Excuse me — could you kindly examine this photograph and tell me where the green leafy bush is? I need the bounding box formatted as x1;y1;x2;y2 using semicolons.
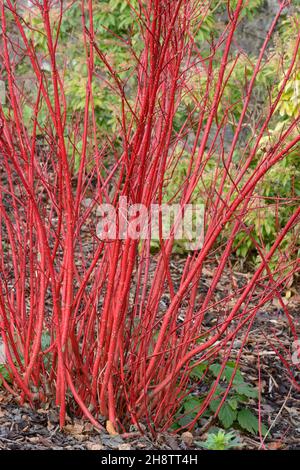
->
175;361;267;435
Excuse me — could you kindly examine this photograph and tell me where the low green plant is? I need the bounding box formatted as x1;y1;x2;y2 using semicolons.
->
0;363;11;387
197;429;241;450
175;361;268;436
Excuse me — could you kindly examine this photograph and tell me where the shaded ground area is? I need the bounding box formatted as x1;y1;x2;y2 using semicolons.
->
1;340;300;451
0;385;300;450
1;258;299;450
0;395;194;450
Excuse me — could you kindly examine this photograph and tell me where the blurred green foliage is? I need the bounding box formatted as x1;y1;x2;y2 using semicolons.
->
166;10;300;263
4;1;299;263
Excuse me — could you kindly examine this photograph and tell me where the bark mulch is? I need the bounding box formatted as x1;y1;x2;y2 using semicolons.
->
0;261;299;450
0;394;197;450
1;361;300;451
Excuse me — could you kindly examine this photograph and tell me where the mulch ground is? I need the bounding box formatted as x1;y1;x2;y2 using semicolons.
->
0;254;299;450
1;305;300;450
0;394;197;450
0;371;300;451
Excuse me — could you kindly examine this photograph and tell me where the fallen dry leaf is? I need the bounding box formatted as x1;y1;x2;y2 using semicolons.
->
181;431;193;446
86;442;105;450
268;441;284;450
27;437;40;444
64;423;85;436
118;443;132;450
106;420;119;435
83;422;94;434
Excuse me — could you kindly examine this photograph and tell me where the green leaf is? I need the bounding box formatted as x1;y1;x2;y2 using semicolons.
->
209;363;222;377
237;408;266;435
209;362;244;384
183;396;201;413
209;398;221;413
210;399;237;428
233;382;258;398
190;362;208;379
218;404;237;429
228;398;238;410
178;414;196;428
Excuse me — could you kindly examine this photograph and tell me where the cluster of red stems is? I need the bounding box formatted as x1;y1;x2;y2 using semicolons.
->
0;0;299;434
